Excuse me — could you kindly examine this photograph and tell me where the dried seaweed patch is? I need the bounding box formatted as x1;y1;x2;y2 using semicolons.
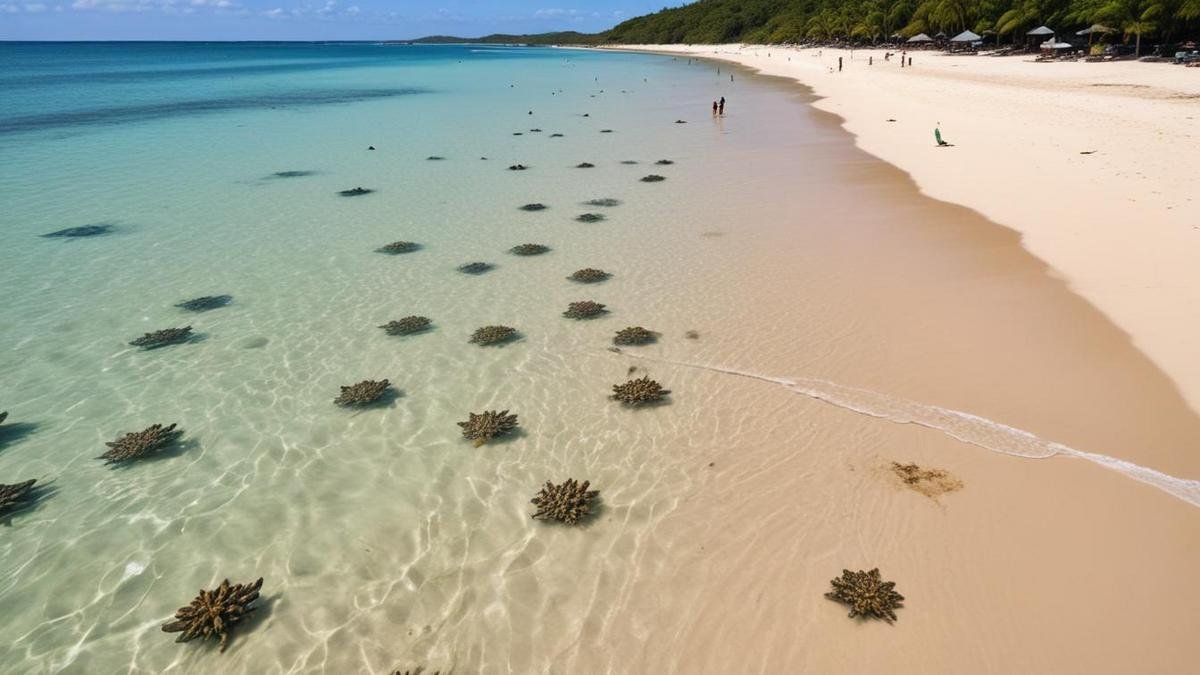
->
575;213;605;223
613;326;655;346
531;478;597;524
338;187;373;197
569;268;609;283
825;568;904;622
161;577;263;652
335;380;391;406
890;462;963;499
99;423;182;464
563;301;607;319
130;326;193;349
379;316;431;336
640;174;666;183
376;241;420;255
0;479;37;516
458;410;518;447
509;243;549;256
611;377;670;405
457;262;494;275
176;295;232;312
469;325;518;345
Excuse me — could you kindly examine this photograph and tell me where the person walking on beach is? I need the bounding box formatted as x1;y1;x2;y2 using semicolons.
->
712;100;718;116
718;97;725;115
838;56;843;72
934;123;951;147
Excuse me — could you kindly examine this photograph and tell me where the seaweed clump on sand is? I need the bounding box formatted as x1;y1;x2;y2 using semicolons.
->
575;213;605;223
685;330;700;340
509;243;550;256
334;379;391;406
379;316;431;336
640;175;666;183
891;462;963;499
825;568;904;623
42;224;114;238
376;241;420;255
530;478;598;525
655;159;675;165
575;162;595;169
519;203;547;212
569;268;610;283
338;187;373;197
130;326;193;349
563;301;607;320
469;325;518;346
508;164;528;171
176;295;232;312
458;409;519;447
613;326;655;346
585;198;620;208
611;377;670;406
161;577;263;652
457;262;494;275
0;479;37;516
98;423;182;464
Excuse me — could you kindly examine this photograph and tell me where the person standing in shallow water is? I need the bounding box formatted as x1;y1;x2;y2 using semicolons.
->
712;100;718;116
718;97;725;115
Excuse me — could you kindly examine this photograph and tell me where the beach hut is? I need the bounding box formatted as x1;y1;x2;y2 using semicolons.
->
1027;26;1055;37
907;33;933;44
1076;24;1114;46
949;30;983;52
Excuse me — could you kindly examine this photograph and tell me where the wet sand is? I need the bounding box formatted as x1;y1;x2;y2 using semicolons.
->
559;62;1200;673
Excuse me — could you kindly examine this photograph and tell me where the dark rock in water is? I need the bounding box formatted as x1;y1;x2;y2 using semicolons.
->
42;224;113;238
98;422;182;464
576;213;605;223
0;479;38;517
269;170;315;179
519;203;547;212
376;241;420;255
582;113;589;117
335;379;391;406
620;160;638;165
426;156;445;161
368;146;376;150
550;133;564;138
640;175;666;183
509;243;550;256
130;326;193;349
675;119;687;124
600;129;613;133
655;159;675;165
458;409;519;446
175;295;232;312
458;262;494;275
569;268;610;283
530;128;542;132
575;162;595;169
470;325;518;346
613;326;656;345
611;376;670;405
563;301;607;320
338;187;373;197
585;198;620;207
512;132;524;136
379;315;432;336
531;478;597;525
162;577;264;653
480;157;488;160
508;164;528;171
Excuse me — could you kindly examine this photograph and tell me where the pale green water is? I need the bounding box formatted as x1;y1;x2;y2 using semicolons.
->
0;43;838;673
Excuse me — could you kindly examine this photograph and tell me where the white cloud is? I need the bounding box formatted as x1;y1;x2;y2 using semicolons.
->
261;6;282;17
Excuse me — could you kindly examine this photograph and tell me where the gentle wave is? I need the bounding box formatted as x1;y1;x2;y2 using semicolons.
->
617;352;1200;507
0;87;430;135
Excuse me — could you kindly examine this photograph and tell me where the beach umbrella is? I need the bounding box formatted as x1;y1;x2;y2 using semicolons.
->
1075;24;1114;36
1027;26;1054;36
950;30;982;42
907;33;932;43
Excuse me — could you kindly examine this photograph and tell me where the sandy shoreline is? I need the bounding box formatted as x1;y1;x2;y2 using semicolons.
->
599;43;1200;413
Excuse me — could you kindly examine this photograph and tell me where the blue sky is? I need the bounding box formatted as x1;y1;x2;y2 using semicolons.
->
0;1;673;40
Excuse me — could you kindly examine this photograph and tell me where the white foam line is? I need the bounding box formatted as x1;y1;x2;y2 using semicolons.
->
617;351;1200;508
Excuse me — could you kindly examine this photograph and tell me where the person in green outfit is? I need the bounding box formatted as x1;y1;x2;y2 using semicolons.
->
935;123;951;147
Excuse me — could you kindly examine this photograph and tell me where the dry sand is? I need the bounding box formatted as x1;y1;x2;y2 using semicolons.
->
605;44;1200;414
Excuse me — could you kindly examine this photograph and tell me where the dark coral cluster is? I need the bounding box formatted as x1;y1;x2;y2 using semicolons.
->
563;301;607;320
469;325;518;345
519;203;547;211
825;568;904;622
161;577;264;652
568;268;610;283
509;243;549;256
0;479;37;516
458;410;519;447
457;262;494;275
42;224;114;238
613;326;655;346
640;174;666;183
338;187;373;196
379;316;431;336
376;241;420;255
334;379;391;406
130;326;193;349
530;478;598;525
585;198;620;208
575;162;595;169
611;377;670;406
98;423;182;464
176;295;232;312
575;213;605;223
655;159;675;165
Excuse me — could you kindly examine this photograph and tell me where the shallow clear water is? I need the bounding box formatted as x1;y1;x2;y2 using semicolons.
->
0;42;830;673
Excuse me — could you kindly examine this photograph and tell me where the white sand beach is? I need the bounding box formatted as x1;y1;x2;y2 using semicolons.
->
606;44;1200;412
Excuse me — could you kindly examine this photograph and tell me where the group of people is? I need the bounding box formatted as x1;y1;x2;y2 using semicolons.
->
711;96;726;116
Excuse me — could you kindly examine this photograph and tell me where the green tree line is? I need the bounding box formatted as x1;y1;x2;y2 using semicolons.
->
600;0;1200;50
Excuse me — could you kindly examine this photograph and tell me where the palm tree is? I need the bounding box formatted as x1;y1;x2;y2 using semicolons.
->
1094;0;1165;55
